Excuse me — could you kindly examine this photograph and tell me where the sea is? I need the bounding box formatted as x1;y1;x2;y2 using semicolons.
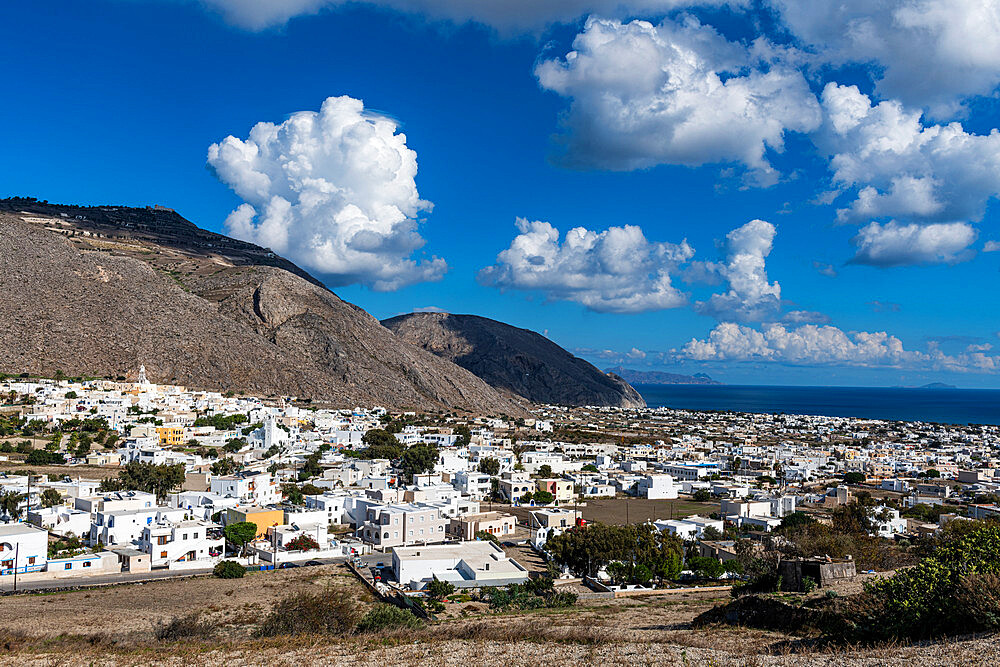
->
633;384;1000;426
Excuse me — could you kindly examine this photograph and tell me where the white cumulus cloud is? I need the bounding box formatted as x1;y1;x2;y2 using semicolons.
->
693;219;782;322
818;83;1000;225
207;95;446;291
769;0;1000;117
849;221;978;267
478;218;693;313
681;322;999;372
534;16;821;182
194;0;740;32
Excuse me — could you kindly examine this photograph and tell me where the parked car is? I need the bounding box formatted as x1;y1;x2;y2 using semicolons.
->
279;562;299;569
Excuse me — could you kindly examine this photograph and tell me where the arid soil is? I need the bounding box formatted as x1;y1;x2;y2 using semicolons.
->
2;571;996;666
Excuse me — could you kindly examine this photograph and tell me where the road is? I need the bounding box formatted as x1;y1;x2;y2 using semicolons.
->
0;555;348;594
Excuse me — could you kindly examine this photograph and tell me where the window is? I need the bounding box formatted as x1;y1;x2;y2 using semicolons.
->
160;551;168;559
27;557;35;565
193;533;198;539
182;533;188;540
65;563;72;570
157;536;168;545
83;561;91;568
382;532;389;540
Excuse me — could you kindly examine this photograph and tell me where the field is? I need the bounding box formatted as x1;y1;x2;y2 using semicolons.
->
502;498;717;526
1;569;997;666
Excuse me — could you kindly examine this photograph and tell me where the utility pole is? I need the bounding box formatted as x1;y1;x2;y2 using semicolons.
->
12;543;19;593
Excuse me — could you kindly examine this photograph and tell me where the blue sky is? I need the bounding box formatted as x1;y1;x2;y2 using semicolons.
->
2;1;999;387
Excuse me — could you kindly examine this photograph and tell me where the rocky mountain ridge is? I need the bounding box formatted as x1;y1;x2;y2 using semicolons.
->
382;312;645;408
0;198;524;414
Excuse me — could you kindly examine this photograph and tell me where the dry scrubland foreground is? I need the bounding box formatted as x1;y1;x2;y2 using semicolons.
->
0;566;997;666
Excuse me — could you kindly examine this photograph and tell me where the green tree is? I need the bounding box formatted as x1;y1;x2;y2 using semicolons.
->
533;490;554;504
26;450;65;465
843;472;866;484
16;440;33;454
477;457;500;476
546;523;683;584
224;521;258;556
213;560;246;579
687;556;725;579
40;488;63;508
537;464;553;479
399;444;438;483
0;490;25;519
362;429;403;459
426;578;456;600
98;462;185;500
475;529;499;543
693;488;713;502
454;425;471;447
282;483;305;505
223;437;246;453
778;511;816;531
64;391;78;399
581;464;599;473
211;457;240;476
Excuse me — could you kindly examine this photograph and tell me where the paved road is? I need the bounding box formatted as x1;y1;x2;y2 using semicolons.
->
0;556;347;594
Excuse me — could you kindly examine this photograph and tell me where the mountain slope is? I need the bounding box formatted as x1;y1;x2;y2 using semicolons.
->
382;312;645;408
0;199;523;414
605;367;722;385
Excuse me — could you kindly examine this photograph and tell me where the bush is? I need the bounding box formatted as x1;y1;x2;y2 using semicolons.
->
355;603;421;633
258;589;362;637
213;560;246;579
693;489;712;502
152;612;217;640
829;521;1000;642
427;578;456;600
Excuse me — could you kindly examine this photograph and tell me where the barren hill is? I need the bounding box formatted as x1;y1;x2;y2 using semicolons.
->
0;198;523;413
382;312;645;408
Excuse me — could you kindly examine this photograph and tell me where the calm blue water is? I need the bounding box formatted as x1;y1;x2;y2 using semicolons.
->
634;384;1000;425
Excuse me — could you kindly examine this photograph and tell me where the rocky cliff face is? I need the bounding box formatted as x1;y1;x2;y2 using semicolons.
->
0;199;523;414
382;312;646;408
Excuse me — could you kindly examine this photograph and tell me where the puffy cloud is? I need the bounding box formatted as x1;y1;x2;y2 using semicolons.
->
207;95;446;291
818;83;1000;224
693;219;782;322
534;16;821;181
984;240;1000;252
195;0;739;32
680;322;1000;372
478;218;693;313
849;221;978;267
769;0;1000;116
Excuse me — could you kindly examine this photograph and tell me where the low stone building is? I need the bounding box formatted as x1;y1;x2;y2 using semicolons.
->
778;557;856;591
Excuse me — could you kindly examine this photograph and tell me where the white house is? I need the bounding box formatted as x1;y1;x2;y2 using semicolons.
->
637;474;679;500
392;541;529;590
0;523;48;575
139;520;223;567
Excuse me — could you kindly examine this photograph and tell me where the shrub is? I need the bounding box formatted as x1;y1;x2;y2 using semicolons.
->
802;576;817;594
258;589;362;637
426;578;456;600
213;560;246;579
829;521;1000;642
355;603;421;633
152;612;217;640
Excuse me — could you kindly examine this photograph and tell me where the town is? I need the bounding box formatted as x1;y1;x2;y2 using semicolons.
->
2;368;998;601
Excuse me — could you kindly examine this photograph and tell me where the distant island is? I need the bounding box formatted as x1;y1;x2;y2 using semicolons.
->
605;367;723;386
919;382;957;389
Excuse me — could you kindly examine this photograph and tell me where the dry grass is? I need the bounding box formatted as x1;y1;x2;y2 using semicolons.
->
1;571;997;666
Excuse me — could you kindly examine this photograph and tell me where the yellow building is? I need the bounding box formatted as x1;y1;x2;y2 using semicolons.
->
226;506;285;538
156;426;184;448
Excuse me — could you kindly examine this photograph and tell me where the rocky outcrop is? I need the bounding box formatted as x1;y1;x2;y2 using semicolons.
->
382;312;645;408
0;200;524;413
